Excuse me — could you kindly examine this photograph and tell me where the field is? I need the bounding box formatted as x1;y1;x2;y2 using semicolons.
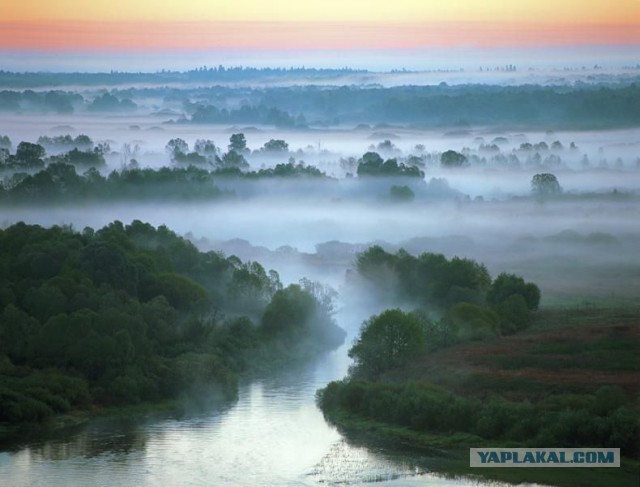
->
320;306;640;486
387;307;640;398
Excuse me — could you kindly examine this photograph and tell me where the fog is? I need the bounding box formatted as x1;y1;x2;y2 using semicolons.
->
2;66;640;487
0;69;640;312
1;193;638;307
2;74;639;310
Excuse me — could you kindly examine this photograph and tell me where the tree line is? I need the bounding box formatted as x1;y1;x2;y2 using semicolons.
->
2;82;639;128
349;247;540;378
0;221;344;424
317;247;638;458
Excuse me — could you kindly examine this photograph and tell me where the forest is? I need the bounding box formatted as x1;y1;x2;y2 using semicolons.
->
0;221;344;425
1;77;640;129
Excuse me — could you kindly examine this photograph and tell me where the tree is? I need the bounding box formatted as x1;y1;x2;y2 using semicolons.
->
443;302;500;340
229;262;280;312
376;139;398;153
15;142;46;166
356;245;397;285
260;284;316;337
487;273;540;310
74;134;93;149
146;273;207;309
357;152;423;178
228;133;247;153
441;150;467;168
349;309;425;378
531;173;562;197
0;134;11;150
88;93;137;112
194;139;219;160
166;138;188;157
64;148;106;167
0;147;9;165
495;294;531;335
261;139;289;153
389;185;415;202
221;151;249;169
356;151;383;176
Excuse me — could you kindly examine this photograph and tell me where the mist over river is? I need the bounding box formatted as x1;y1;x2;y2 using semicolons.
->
0;302;518;487
1;68;636;487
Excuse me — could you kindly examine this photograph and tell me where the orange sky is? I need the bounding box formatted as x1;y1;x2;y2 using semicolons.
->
1;21;639;51
1;0;639;50
4;0;640;24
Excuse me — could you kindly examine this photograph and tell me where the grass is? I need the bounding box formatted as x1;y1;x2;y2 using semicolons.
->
386;307;640;398
324;306;640;486
326;409;640;487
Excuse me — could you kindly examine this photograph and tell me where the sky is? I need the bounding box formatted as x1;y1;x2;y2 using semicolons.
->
1;0;639;71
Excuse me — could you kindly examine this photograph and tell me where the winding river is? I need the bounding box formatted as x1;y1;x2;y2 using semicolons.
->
0;304;509;487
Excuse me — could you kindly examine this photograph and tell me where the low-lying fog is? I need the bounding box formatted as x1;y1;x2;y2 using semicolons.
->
2;112;639;199
1;82;639;310
2;196;638;307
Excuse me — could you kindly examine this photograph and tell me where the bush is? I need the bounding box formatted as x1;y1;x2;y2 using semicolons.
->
496;294;531;335
443;303;500;340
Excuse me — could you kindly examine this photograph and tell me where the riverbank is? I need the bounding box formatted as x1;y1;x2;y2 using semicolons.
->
318;307;640;486
322;409;640;487
0;340;344;445
0;398;191;447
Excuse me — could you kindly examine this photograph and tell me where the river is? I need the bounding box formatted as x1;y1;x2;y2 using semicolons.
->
0;304;516;487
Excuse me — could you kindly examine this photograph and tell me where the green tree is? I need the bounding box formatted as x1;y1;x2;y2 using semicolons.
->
443;302;500;340
355;245;398;294
146;273;207;309
15;142;46;167
260;284;316;337
228;133;247;153
349;309;425;378
22;284;68;323
64;148;106;167
261;139;289;152
487;273;540;310
531;173;562;197
441;150;467;168
0;134;11;150
194;139;219;162
389;185;415;202
495;294;531;335
166;138;189;158
221;150;249;168
0;304;39;363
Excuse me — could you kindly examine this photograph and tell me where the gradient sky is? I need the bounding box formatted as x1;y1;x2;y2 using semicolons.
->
4;0;640;23
1;1;639;70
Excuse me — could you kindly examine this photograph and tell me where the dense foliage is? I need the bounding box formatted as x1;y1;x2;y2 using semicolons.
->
319;246;640;460
0;164;225;202
348;247;540;378
531;173;563;197
0;221;344;424
348;309;425;376
356;246;497;310
318;381;639;457
356;152;424;178
2;78;639;128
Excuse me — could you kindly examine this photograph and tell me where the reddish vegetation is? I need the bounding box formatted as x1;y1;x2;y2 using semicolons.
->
395;308;640;397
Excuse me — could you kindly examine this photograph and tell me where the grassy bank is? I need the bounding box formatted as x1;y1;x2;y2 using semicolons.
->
323;409;639;487
318;307;640;486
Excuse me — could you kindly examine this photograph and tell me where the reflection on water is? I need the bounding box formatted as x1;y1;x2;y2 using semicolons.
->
0;310;510;487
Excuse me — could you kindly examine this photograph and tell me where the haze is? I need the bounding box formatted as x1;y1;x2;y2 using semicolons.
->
1;1;639;484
